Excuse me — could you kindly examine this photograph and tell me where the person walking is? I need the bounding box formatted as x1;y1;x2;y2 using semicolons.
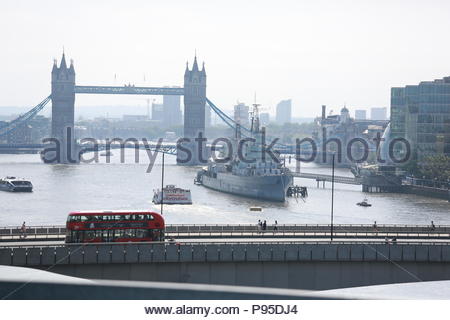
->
262;220;267;231
273;220;278;231
20;221;26;239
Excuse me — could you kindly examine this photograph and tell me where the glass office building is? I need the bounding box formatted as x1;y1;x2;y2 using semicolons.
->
391;76;450;161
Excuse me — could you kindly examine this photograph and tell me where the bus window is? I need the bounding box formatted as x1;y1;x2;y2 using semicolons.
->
152;229;161;241
135;229;146;238
114;229;125;239
122;229;131;238
70;231;80;242
72;230;84;243
84;231;95;241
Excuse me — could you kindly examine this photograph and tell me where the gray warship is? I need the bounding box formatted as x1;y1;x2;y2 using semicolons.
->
195;103;293;202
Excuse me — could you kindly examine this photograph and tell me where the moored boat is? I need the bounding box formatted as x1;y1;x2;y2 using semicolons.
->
195;103;293;202
153;185;193;204
0;177;33;192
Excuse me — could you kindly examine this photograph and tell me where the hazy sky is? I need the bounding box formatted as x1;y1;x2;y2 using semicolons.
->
1;0;450;118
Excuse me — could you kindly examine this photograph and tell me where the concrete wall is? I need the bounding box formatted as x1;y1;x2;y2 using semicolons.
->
402;185;449;201
2;242;450;290
46;260;450;290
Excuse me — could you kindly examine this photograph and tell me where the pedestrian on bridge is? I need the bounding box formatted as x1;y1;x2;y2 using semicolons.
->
273;220;278;231
262;220;267;231
20;221;27;239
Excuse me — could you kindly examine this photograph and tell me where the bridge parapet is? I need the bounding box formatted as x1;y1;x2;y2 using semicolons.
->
1;241;450;267
1;223;448;239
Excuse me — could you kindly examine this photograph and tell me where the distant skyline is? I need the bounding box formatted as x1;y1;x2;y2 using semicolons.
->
1;0;450;118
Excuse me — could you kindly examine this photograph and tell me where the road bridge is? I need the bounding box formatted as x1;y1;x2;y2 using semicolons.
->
1;240;450;290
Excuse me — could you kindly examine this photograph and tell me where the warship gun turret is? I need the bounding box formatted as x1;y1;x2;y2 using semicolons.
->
196;103;293;202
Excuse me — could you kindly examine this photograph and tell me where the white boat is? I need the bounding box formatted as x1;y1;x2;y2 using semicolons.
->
153;185;192;205
0;177;33;192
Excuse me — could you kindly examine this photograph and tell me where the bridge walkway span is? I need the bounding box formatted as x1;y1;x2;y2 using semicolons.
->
2;240;450;290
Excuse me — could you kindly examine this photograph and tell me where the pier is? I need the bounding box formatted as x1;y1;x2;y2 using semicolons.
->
293;172;361;187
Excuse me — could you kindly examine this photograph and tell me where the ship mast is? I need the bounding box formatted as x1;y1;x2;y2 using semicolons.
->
250;102;261;133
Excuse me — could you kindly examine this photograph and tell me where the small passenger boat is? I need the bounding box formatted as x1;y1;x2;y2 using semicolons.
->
0;177;33;192
357;198;372;207
153;185;192;205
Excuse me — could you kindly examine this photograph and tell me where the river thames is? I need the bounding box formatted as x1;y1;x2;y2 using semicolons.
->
0;151;449;227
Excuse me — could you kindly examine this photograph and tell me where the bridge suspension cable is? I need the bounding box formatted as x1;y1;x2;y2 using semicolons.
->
207;97;315;151
0;95;51;138
206;98;252;133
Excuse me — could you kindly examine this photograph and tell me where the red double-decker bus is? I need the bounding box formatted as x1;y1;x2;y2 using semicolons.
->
65;210;165;243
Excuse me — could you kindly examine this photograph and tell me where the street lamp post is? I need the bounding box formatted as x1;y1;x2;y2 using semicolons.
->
160;152;165;215
331;153;335;241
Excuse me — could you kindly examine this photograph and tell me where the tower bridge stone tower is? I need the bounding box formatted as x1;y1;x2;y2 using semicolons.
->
49;53;78;163
177;56;207;165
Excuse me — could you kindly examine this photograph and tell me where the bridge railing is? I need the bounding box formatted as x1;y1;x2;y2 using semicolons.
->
1;230;449;242
165;223;450;233
0;226;66;236
1;223;450;236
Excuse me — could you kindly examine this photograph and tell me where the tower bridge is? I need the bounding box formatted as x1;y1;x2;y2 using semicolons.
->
0;53;213;164
48;53;207;164
0;52;322;162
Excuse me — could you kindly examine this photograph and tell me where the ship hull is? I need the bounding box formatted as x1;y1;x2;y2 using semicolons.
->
0;185;33;192
201;172;293;202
